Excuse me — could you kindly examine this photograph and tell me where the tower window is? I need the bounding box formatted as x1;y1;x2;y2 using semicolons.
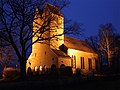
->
52;58;54;61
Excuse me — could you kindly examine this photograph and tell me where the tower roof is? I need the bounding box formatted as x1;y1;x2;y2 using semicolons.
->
45;3;63;17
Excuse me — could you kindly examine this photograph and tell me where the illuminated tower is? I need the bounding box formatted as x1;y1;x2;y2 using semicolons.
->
33;3;64;50
27;3;64;70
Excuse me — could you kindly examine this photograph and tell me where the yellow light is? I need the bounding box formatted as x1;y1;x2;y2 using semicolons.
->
39;66;42;71
35;66;38;72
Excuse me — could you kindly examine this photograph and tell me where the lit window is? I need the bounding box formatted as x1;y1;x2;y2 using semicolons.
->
35;66;38;72
88;58;92;71
81;57;85;69
43;65;47;71
73;56;76;68
39;66;42;71
71;55;76;68
71;55;73;67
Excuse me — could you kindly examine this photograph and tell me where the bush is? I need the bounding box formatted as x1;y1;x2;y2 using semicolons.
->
2;67;20;81
48;68;59;78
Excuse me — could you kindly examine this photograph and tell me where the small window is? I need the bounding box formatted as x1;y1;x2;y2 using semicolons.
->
52;58;54;61
35;66;38;72
45;51;46;55
81;57;85;69
39;66;42;71
29;62;31;65
88;58;92;71
43;65;47;71
71;55;76;68
73;56;76;68
71;55;74;67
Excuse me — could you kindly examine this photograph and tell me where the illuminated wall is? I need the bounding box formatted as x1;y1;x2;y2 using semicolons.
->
50;14;64;50
58;57;71;67
27;44;58;71
67;48;98;74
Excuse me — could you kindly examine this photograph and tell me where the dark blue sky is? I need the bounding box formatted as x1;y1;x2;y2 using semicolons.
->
63;0;120;39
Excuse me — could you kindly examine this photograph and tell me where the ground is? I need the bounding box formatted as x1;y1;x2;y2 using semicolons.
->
0;75;120;90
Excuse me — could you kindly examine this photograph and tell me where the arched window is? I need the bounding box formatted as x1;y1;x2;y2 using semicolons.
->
60;64;65;68
27;67;32;75
35;66;38;72
43;65;47;71
39;66;42;71
51;64;56;69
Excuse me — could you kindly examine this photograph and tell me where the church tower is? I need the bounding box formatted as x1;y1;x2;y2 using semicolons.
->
33;3;64;50
27;3;64;70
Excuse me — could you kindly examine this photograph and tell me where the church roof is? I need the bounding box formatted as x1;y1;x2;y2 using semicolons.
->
45;3;63;17
52;49;71;58
64;36;96;53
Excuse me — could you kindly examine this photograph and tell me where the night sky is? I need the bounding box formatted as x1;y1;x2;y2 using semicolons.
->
63;0;120;39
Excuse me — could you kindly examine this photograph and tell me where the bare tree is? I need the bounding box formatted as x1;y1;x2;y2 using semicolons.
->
98;23;116;66
111;34;120;71
0;0;80;79
0;38;14;68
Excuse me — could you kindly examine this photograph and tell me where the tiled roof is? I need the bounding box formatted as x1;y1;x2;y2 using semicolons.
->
52;49;71;58
64;36;96;53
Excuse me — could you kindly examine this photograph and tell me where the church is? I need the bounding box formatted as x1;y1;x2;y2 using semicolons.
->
26;3;98;74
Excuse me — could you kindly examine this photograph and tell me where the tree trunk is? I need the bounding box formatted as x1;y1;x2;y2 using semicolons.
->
20;60;26;80
19;46;27;80
108;54;111;66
